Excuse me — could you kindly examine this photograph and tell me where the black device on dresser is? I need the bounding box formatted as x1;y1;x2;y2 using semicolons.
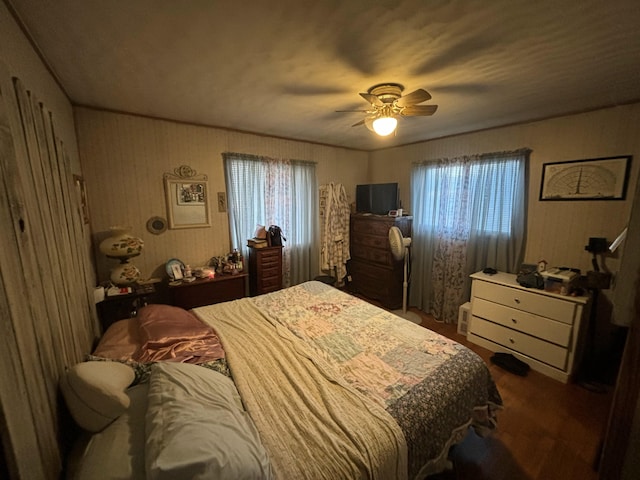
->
347;213;412;309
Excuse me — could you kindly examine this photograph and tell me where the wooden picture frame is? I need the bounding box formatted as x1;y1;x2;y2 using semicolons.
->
163;165;211;229
73;174;90;224
539;155;631;201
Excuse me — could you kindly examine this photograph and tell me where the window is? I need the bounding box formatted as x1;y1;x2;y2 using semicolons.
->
468;159;520;235
410;150;529;323
223;153;318;287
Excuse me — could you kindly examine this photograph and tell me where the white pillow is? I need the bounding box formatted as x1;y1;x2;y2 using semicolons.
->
69;383;148;480
60;361;135;432
146;362;272;480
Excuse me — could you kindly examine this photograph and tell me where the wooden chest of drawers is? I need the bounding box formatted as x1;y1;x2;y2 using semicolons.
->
169;273;247;310
467;271;590;382
248;246;283;296
347;214;412;309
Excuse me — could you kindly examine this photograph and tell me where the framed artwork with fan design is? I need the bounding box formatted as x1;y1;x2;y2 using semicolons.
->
539;155;631;201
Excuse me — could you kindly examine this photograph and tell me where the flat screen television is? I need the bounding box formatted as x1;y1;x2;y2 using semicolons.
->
355;183;399;215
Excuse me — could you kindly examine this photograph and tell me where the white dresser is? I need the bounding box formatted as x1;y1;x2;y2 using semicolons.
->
468;271;590;383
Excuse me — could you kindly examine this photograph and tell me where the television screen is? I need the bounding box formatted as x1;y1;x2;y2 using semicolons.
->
356;183;398;215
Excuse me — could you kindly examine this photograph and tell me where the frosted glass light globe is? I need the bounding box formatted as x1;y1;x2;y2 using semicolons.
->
372;116;397;136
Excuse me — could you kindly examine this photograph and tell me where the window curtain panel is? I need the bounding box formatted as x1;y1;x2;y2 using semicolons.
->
410;150;529;323
223;152;319;287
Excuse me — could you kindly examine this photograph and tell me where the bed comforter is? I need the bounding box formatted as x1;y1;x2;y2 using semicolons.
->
194;281;502;479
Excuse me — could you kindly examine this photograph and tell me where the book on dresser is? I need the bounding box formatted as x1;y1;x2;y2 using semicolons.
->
247;238;268;248
347;213;412;309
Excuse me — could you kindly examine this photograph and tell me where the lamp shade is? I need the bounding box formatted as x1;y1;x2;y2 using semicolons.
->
372;116;398;136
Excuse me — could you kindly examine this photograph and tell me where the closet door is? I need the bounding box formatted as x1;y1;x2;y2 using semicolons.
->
0;64;97;479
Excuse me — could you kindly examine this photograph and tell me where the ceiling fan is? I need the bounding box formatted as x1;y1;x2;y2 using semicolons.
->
337;83;438;136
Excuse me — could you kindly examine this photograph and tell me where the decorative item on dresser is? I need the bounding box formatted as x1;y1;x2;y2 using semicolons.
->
169;273;248;310
347;213;412;309
467;271;590;383
248;245;283;296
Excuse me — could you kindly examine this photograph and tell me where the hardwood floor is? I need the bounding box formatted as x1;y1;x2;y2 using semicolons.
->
411;308;614;480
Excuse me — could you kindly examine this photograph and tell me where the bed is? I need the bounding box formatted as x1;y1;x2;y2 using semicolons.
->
63;281;502;480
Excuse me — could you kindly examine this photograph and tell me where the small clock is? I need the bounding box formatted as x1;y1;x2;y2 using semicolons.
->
537;260;548;273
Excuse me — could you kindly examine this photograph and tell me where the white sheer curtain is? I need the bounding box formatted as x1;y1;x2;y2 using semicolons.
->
410;149;529;323
223;152;319;286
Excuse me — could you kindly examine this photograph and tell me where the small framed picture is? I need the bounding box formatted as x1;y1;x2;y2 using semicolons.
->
171;263;183;280
177;182;206;205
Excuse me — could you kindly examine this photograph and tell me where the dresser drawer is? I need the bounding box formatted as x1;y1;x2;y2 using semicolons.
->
261;265;281;279
472;297;572;347
473;280;576;324
258;248;281;260
352;218;393;236
260;256;281;268
351;243;393;265
260;275;281;291
470;316;567;369
348;260;398;306
352;233;388;249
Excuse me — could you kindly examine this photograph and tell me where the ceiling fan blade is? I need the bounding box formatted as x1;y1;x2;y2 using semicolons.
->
359;92;384;107
400;104;438;116
351;119;366;127
395;89;432;107
336;109;372;113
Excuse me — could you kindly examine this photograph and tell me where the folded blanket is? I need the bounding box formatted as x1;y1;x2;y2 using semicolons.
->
195;299;408;480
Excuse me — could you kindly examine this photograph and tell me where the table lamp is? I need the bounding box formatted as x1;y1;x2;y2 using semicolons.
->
99;226;144;285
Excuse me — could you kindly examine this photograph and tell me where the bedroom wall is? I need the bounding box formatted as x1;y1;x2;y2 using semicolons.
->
369;103;640;376
369;103;640;283
74;107;369;283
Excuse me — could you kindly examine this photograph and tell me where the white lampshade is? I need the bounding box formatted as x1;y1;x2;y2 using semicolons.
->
372;116;398;136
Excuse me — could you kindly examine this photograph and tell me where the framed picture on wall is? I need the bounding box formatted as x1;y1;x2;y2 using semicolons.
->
164;165;211;229
539;155;632;201
73;174;90;224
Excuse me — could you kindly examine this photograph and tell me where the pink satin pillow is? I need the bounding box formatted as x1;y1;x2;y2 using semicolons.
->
93;318;142;360
134;304;225;364
137;304;212;344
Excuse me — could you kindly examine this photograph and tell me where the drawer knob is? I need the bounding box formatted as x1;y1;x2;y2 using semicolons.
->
509;338;515;344
511;318;518;324
514;298;521;304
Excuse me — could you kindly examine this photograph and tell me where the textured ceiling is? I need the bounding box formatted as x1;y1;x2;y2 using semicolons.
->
8;0;640;151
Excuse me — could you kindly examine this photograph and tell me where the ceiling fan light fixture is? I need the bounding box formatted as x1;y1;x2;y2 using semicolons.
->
372;116;397;136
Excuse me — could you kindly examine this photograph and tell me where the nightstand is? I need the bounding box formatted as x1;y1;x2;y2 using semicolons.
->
96;283;164;332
